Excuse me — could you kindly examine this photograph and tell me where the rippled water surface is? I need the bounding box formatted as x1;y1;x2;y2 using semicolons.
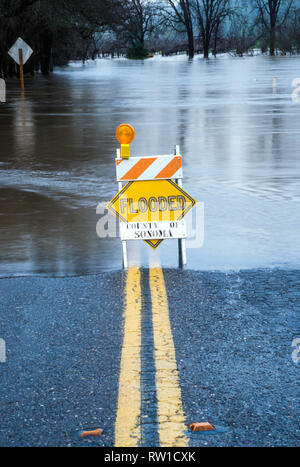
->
0;54;300;276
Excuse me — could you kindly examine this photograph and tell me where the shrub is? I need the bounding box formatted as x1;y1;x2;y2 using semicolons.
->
126;42;150;59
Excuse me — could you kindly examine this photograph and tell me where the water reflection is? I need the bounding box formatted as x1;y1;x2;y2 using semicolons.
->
13;96;36;163
0;54;300;276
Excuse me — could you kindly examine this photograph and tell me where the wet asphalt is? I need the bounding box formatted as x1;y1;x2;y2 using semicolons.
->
0;273;124;447
165;269;299;447
0;269;299;447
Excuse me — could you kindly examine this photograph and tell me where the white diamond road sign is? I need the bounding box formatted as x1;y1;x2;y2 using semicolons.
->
8;37;33;65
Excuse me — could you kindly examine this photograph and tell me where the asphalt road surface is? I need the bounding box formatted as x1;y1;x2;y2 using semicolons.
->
0;268;299;447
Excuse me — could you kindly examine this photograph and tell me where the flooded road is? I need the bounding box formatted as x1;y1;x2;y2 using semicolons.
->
0;54;300;276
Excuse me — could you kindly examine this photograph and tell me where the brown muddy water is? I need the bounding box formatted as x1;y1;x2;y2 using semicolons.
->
0;54;300;276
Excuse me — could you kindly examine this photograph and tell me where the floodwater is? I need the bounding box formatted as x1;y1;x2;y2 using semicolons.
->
0;54;300;276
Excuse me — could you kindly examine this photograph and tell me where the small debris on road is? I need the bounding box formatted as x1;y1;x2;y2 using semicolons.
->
79;428;103;438
190;422;215;432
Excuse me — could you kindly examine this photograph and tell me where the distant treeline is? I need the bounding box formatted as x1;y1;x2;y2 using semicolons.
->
1;0;300;78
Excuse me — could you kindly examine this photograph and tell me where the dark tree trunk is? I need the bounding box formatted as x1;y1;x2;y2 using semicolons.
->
187;26;194;59
201;24;211;59
40;30;53;75
270;27;276;56
203;39;209;58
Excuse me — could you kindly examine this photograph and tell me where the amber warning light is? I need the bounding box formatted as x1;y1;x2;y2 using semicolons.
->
116;124;135;159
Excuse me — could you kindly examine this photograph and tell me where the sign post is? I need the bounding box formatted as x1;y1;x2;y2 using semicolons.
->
117;147;129;269
106;125;196;268
18;49;25;93
175;145;187;267
8;38;33;93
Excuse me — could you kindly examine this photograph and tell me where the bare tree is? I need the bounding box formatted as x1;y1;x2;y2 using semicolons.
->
276;5;300;54
194;0;231;58
164;0;195;58
111;0;159;48
227;4;260;56
253;0;294;55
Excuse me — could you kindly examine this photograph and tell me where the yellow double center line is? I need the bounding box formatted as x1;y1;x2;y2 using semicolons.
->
115;266;188;447
115;267;142;447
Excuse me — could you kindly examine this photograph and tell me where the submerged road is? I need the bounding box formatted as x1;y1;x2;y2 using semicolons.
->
0;268;298;447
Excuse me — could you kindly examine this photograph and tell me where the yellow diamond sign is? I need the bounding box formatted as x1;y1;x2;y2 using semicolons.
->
106;180;196;249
